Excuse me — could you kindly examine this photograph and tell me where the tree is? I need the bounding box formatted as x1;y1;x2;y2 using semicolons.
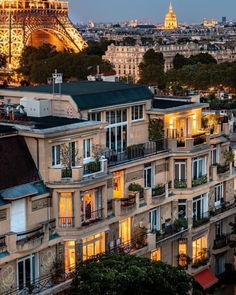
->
123;37;136;46
71;254;192;295
188;53;217;65
173;54;188;69
139;49;166;88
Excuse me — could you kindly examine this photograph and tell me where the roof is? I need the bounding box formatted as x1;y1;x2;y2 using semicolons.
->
152;99;194;109
1;181;49;201
7;81;154;110
0;135;40;190
194;269;219;290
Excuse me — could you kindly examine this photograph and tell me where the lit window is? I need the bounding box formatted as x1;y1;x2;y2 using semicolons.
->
178;240;187;267
82;232;105;260
131;105;144;121
192;236;207;264
119;218;131;244
59;192;74;228
151;248;161;261
83;139;92;159
81;188;102;225
64;240;76;272
52;145;61;166
113;171;124;198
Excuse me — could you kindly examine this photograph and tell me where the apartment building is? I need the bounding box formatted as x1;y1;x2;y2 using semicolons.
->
103;43;200;81
0;81;235;293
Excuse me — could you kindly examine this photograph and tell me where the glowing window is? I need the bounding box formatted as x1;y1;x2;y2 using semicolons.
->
82;232;105;261
113;171;124;198
64;240;76;272
192;236;207;263
151;248;161;261
119;218;131;244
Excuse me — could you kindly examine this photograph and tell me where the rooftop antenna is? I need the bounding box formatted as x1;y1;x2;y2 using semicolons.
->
52;69;63;97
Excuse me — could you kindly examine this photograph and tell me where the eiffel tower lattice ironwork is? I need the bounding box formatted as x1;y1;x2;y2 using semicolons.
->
0;0;87;68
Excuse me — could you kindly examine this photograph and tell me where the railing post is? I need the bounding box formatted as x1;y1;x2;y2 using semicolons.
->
6;232;17;253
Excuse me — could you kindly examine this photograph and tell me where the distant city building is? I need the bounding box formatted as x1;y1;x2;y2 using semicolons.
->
129;20;138;27
163;3;178;30
103;43;200;81
203;18;218;28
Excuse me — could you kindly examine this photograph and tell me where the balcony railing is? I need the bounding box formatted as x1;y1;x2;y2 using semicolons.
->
109;234;147;254
104;140;167;166
174;179;187;189
210;199;236;217
58;217;75;228
192;174;207;187
61;168;72;178
192;250;209;269
0;235;6;252
16;225;44;245
192;211;210;228
156;219;188;243
213;234;230;250
120;194;136;209
152;185;165;198
81;208;103;226
83;161;102;176
192;134;207;146
217;164;230;174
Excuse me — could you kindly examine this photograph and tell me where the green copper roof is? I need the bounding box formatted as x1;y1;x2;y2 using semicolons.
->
10;81;154;110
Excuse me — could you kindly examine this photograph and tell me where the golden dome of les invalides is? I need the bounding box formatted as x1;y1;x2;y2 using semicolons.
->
164;3;178;29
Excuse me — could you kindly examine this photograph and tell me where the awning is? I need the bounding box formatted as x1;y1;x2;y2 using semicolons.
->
194;269;219;290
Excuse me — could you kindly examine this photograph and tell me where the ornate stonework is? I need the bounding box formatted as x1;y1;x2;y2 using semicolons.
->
0;262;16;293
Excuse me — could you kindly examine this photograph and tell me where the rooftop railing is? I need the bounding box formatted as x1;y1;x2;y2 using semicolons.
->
16;225;44;245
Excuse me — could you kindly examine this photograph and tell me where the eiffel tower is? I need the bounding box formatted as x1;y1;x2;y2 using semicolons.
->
0;0;87;68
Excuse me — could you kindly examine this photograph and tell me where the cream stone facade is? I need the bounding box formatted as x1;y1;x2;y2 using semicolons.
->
0;81;236;293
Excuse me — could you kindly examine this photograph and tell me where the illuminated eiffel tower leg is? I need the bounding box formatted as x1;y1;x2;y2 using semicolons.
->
0;0;87;69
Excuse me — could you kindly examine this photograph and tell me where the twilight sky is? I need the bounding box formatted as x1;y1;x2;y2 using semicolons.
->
69;0;236;24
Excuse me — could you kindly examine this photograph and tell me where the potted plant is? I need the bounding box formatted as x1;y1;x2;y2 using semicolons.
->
61;143;79;178
133;226;147;249
174;218;188;231
128;183;144;198
51;258;65;284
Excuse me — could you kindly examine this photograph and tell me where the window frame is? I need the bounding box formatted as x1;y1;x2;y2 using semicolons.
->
131;104;144;121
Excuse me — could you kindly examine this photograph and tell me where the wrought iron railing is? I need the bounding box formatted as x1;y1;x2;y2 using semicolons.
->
192;250;209;268
58;217;75;228
192;211;210;228
174;179;187;189
152;185;165;197
192;174;207;187
109;234;147;254
210;199;236;217
81;208;103;226
104;140;167;166
120;195;136;210
16;225;44;245
213;234;230;250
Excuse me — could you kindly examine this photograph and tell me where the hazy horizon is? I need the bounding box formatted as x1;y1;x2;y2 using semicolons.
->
68;0;236;24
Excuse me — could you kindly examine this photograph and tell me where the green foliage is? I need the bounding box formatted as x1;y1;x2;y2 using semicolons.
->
173;54;189;69
71;254;192;295
128;183;143;193
139;49;166;88
148;118;164;141
123;37;136;46
18;43;114;84
224;150;234;163
85;39;115;56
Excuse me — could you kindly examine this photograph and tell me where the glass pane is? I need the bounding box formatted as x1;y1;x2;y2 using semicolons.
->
25;258;31;287
122;109;127;122
111;127;116;150
117;126;122;152
122;125;127;150
18;261;24;290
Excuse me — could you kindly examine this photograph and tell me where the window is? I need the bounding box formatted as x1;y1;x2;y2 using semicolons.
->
18;254;37;290
69;142;76;167
175;160;186;181
215;255;225;275
81;188;102;224
149;207;160;232
106;109;127;152
144;163;153;188
88;112;101;121
192;236;207;264
178;240;187;267
82;232;105;260
192;194;208;220
211;145;219;165
52;145;61;166
214;183;224;208
132;105;144;121
151;248;161;261
59;192;74;227
113;171;124;198
215;221;223;238
83;139;92;159
192;157;206;179
119;218;131;244
64;241;76;272
178;199;187;219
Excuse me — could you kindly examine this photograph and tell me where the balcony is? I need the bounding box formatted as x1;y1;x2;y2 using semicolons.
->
81;208;103;226
120;194;136;213
109;233;147;254
167;129;209;151
192;212;210;228
16;225;44;247
192;250;209;269
213;234;230;250
83;161;102;176
104;140;167;166
210;198;236;218
58;217;75;228
0;235;6;252
192;174;207;188
174;179;187;189
152;184;166;198
156;218;188;244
